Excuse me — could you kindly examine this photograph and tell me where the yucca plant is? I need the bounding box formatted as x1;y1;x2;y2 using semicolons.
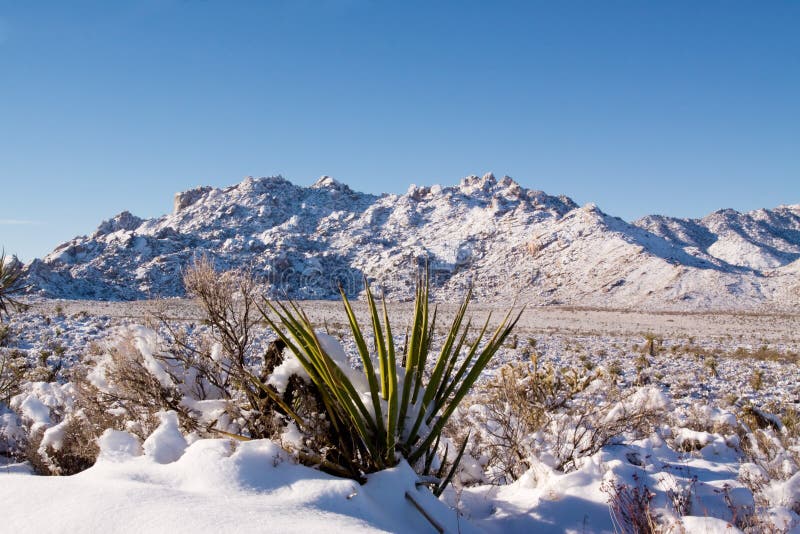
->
0;250;25;322
260;272;522;483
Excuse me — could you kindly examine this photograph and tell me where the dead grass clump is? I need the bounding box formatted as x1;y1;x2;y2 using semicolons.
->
731;345;798;364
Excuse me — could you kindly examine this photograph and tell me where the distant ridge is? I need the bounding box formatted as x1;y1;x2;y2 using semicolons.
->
23;174;800;310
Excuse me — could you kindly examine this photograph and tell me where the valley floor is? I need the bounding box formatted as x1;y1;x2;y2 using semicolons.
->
1;299;799;533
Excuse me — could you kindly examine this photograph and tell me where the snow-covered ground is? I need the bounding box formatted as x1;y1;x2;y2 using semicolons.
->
1;437;472;533
2;300;799;533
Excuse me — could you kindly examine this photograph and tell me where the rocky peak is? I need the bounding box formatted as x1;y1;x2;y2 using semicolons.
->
311;175;344;190
94;211;144;237
174;186;213;213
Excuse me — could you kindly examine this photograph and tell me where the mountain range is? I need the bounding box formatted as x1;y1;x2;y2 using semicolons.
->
23;174;800;310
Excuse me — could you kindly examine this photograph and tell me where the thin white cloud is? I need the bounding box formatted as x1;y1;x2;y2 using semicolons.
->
0;219;43;225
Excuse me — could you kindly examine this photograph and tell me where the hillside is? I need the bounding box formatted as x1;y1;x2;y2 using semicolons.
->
22;174;800;309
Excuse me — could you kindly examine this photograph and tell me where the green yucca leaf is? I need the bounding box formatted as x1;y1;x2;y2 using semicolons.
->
434;432;470;497
341;285;386;446
422;287;472;408
260;299;382;464
382;296;399;459
437;315;491;411
408;307;522;463
397;273;426;439
404;309;485;447
363;281;389;397
412;304;437;405
432;319;471;406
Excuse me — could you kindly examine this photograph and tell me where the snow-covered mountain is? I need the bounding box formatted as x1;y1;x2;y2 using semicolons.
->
23;174;800;310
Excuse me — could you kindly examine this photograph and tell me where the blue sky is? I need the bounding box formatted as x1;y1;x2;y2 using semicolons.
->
1;1;798;261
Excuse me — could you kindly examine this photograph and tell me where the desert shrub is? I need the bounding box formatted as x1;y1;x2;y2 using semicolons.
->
0;251;25;321
24;415;99;476
635;352;650;371
0;349;26;404
4;379;86;470
642;333;660;357
465;358;597;480
749;368;765;391
159;255;289;438
782;407;799;438
69;259;347;477
602;475;658;534
704;355;718;378
23;347;64;383
70;321;309;475
459;357;667;481
605;359;623;379
737;404;800;485
732;345;798;363
181;255;259;367
262;273;521;484
72;332;186;441
0;324;10;347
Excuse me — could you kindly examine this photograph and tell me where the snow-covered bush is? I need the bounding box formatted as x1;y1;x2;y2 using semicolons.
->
459;358;668;483
24;413;98;475
737;404;800;484
72;328;192;441
1;379;101;475
665;400;800;526
55;261;332;475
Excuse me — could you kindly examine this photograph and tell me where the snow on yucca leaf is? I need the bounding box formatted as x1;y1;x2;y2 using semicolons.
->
260;272;522;481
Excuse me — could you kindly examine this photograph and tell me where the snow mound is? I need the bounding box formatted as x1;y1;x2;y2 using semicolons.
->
0;438;477;533
142;411;188;464
98;429;143;461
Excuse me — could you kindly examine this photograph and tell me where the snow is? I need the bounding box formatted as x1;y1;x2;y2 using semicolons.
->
681;516;744;533
3;281;800;532
142;411;188;464
130;326;174;389
267;351;308;394
98;429;143;460
0;438;476;533
280;421;305;450
39;419;68;452
15;395;51;431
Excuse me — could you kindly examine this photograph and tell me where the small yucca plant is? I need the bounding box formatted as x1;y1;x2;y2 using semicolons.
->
0;250;25;322
261;273;522;482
